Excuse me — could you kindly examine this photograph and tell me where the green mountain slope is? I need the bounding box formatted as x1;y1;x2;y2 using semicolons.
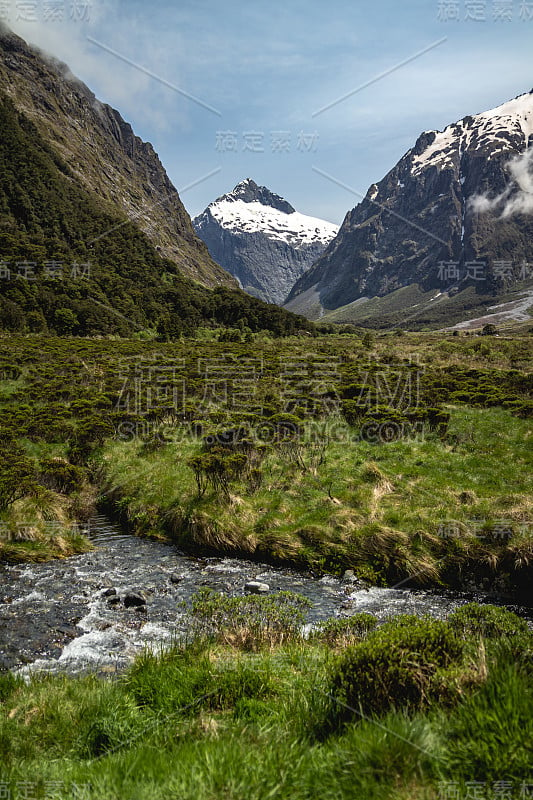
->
318;282;533;330
0;93;312;337
0;23;233;289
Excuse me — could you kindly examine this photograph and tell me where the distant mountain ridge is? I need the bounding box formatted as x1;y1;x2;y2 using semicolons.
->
286;91;533;325
193;179;338;304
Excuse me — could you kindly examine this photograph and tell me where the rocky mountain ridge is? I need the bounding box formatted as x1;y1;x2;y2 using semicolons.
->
0;23;235;288
286;91;533;320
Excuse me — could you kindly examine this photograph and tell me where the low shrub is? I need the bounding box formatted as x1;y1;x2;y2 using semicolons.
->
186;588;312;649
0;440;36;511
310;614;378;647
38;457;85;494
326;616;465;725
447;603;529;639
187;449;248;497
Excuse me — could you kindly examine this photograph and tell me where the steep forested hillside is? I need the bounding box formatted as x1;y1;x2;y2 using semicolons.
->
0;94;312;337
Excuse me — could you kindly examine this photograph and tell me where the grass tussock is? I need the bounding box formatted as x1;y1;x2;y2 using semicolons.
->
0;495;93;563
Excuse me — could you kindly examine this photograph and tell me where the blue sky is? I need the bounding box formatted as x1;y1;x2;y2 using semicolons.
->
7;0;533;224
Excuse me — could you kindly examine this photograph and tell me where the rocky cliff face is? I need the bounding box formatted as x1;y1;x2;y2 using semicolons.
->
0;23;236;288
193;179;338;304
287;92;533;314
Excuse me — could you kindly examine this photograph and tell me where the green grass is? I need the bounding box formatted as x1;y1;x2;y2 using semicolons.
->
0;326;531;798
99;405;533;594
437;655;533;782
1;607;531;800
0;332;531;588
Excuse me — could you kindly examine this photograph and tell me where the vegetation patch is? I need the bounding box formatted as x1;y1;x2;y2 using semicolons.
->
0;333;530;599
0;604;531;799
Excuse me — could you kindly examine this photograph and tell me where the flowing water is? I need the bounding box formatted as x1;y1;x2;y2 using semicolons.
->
0;515;530;677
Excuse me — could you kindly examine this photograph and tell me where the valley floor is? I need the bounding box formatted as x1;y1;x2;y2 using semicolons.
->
0;330;531;799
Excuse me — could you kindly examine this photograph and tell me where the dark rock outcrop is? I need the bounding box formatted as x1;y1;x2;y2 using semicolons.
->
123;590;147;608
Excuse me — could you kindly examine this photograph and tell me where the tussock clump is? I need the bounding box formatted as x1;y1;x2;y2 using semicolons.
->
325;616;467;728
310;613;378;648
185;588;312;650
360;461;385;484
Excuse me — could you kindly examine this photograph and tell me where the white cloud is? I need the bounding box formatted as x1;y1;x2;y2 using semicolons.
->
469;148;533;218
6;0;193;132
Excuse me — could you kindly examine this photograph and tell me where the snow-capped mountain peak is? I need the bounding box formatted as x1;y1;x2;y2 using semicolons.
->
220;178;296;214
411;90;533;176
286;89;533;319
202;180;338;248
477;90;533;134
193;180;339;304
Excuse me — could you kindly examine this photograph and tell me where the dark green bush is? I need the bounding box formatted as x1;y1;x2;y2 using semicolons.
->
340;399;366;425
187;449;248;496
447;603;529;639
268;413;304;440
311;614;378;646
328;616;464;723
0;441;36;511
39;457;85;494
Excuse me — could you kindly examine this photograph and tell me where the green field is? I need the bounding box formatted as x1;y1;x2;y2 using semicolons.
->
1;599;532;800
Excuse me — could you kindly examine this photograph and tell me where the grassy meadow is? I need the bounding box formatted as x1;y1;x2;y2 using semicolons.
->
0;327;531;595
100;404;532;594
0;327;532;798
0;598;532;799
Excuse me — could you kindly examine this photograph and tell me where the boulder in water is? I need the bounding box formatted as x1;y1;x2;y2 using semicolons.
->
107;595;120;606
342;570;357;583
244;581;270;594
123;591;147;608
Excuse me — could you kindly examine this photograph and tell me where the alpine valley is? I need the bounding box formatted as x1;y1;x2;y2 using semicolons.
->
1;18;533;800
